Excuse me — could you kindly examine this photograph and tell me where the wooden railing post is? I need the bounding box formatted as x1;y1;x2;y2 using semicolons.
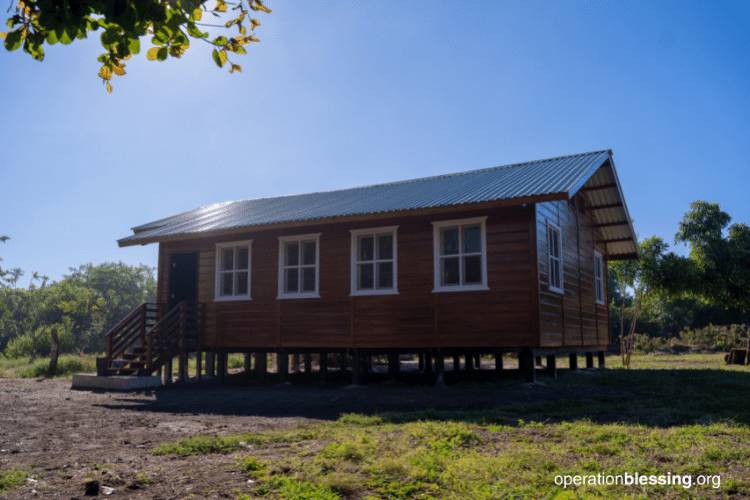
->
139;303;146;348
106;334;112;361
147;335;153;372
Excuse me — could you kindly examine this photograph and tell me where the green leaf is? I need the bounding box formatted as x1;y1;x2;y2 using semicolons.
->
212;48;224;67
4;30;22;52
233;44;246;55
173;30;188;46
97;54;108;63
156;46;168;61
100;29;120;49
213;36;227;46
128;37;140;54
45;30;59;45
59;28;74;45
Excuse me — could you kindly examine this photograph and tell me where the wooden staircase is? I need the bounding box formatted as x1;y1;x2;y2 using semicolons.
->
105;301;205;377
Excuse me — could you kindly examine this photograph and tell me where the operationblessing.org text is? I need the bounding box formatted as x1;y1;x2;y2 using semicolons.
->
555;472;721;489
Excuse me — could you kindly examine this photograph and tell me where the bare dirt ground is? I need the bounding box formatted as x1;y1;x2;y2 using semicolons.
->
0;364;610;499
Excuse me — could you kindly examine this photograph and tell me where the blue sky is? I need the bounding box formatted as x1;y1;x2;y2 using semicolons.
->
1;0;749;286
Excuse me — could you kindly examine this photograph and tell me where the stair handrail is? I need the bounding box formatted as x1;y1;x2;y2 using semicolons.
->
105;302;162;361
146;301;203;373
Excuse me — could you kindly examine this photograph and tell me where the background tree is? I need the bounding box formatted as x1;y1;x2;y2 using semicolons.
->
675;200;750;312
2;0;271;92
610;236;688;367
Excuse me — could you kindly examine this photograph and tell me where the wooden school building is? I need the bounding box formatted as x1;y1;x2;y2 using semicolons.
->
105;150;638;384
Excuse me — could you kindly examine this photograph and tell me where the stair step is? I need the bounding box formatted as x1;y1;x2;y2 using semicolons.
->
110;367;138;375
122;353;145;361
131;347;147;354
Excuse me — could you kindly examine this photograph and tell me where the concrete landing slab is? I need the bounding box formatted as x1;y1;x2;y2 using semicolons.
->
72;374;162;391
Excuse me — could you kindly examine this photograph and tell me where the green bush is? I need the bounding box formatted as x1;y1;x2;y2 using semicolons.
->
3;324;78;358
679;324;749;352
15;354;96;378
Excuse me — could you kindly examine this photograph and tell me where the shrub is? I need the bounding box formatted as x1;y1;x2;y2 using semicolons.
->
679;324;749;352
3;324;78;358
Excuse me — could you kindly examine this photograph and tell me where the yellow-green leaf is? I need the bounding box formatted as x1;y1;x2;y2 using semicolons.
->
106;82;112;94
112;65;126;76
98;65;112;81
193;8;202;21
250;18;260;29
0;32;7;39
218;49;227;66
146;47;159;60
230;63;241;73
239;25;246;35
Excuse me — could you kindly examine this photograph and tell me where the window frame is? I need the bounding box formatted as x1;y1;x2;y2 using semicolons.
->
547;221;564;294
214;240;253;302
432;216;489;293
594;250;605;305
277;233;321;299
349;226;399;296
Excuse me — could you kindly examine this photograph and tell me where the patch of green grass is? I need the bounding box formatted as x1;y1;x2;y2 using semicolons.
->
156;353;750;499
0;467;28;493
0;354;97;378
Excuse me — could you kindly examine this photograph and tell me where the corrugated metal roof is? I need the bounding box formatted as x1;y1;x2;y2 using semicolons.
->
119;150;638;259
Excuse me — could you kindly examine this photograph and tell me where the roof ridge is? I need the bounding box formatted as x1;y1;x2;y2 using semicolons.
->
209;149;612;207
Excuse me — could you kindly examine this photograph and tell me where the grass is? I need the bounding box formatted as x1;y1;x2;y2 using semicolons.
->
0;353;97;378
0;467;29;493
152;353;750;499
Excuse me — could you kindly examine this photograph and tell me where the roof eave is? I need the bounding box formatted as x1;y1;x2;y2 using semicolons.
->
118;192;569;248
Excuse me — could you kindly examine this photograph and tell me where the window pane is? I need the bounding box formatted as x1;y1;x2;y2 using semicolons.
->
551;259;560;289
377;262;393;289
285;242;299;266
442;228;459;255
357;263;374;290
302;267;316;292
442;257;460;285
303;241;316;266
284;268;298;293
463;226;481;254
221;248;234;271
464;255;482;284
221;273;233;296
358;236;374;261
237;247;249;270
377;234;393;260
236;271;248;295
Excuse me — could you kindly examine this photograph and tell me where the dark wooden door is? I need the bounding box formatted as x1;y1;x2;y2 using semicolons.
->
168;252;199;311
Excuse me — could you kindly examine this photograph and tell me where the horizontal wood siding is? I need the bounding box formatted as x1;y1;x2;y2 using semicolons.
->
537;195;609;348
159;204;537;350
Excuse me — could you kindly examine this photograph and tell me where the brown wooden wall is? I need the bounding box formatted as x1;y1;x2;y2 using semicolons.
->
536;195;610;348
157;203;541;351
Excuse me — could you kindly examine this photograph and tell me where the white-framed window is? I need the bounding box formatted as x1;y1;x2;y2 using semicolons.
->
278;233;321;299
432;216;489;292
350;226;398;296
547;221;563;293
594;250;605;305
215;240;252;301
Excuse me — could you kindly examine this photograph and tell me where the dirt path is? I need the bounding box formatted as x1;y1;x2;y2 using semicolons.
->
0;372;608;499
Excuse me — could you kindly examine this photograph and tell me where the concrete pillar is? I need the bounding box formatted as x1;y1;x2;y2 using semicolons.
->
218;353;226;385
546;355;557;379
495;353;503;373
278;351;288;383
598;351;606;368
425;353;433;373
521;348;536;383
319;352;328;381
453;355;461;371
569;353;578;371
255;352;267;381
465;354;474;376
352;353;363;386
388;353;399;377
205;350;215;377
164;358;173;385
434;354;445;387
244;353;253;372
304;353;312;373
586;352;594;368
